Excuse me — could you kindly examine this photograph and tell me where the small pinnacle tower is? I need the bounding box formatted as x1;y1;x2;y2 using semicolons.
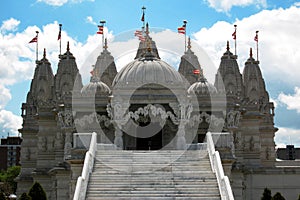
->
214;41;244;96
135;23;160;59
178;37;202;86
55;42;83;100
93;38;117;88
243;48;269;103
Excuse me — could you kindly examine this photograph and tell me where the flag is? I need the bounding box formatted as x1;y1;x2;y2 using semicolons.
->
177;27;185;34
97;25;104;34
254;33;258;42
138;35;146;41
193;69;200;74
58;25;62;40
90;70;94;76
141;12;145;22
29;36;38;43
134;30;145;41
232;30;236;40
134;30;142;36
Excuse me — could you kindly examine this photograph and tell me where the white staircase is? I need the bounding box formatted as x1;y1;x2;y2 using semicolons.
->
85;149;221;200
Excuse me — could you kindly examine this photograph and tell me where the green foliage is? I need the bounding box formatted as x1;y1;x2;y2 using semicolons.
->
0;166;20;194
261;188;272;200
0;192;6;200
28;182;47;200
19;192;32;200
272;192;285;200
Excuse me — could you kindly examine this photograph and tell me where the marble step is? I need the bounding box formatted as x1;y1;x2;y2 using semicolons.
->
86;150;220;199
86;193;221;200
87;197;220;200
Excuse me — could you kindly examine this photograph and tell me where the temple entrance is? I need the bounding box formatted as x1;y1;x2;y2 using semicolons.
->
136;122;163;150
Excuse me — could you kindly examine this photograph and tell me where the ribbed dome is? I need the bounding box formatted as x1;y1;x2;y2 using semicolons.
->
112;56;184;88
188;77;217;95
81;76;111;95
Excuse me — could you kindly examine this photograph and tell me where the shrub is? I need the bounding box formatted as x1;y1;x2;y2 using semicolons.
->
19;192;32;200
28;182;47;200
261;188;272;200
0;192;6;200
272;192;285;200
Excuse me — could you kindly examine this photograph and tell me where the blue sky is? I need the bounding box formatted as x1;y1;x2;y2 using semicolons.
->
0;0;300;147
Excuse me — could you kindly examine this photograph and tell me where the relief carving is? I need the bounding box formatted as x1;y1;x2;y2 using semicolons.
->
38;137;47;152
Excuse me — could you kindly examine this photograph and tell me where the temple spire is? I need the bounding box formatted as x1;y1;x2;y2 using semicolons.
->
146;23;149;36
250;48;253;58
226;40;230;51
187;37;191;50
67;41;70;52
103;38;108;50
43;48;46;59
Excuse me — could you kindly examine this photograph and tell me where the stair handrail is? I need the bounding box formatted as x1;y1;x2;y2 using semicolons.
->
206;132;235;200
73;132;97;200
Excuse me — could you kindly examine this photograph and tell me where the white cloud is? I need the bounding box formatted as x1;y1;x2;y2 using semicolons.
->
205;0;267;13
0;110;22;135
278;87;300;113
275;127;300;148
37;0;94;6
294;2;300;7
86;16;97;25
193;5;300;86
0;85;11;109
0;18;20;33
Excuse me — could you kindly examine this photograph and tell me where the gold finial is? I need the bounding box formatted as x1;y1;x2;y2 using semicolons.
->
226;41;230;51
187;37;191;49
104;38;108;50
250;48;253;58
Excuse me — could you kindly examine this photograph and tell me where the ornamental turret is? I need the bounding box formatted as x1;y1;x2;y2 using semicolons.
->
242;48;269;104
93;38;117;88
214;41;244;97
178;37;202;86
54;42;83;100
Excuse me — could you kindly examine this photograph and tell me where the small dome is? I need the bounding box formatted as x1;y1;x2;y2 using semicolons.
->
81;76;111;95
112;56;184;88
188;77;217;95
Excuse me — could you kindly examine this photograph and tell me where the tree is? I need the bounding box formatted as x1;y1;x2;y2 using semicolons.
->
272;192;285;200
0;166;21;193
28;182;47;200
261;188;272;200
298;194;300;200
19;193;32;200
0;192;6;200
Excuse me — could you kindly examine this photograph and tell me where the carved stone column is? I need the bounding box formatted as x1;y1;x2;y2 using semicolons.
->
176;103;191;150
58;110;74;160
176;122;187;150
64;130;73;160
111;101;128;150
114;125;123;150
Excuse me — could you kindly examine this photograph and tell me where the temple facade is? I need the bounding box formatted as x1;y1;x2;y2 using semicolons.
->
16;24;300;199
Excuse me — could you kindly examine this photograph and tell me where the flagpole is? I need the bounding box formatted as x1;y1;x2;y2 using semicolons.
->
36;31;39;61
256;30;259;61
183;20;187;52
59;24;62;56
100;20;106;50
234;24;237;56
142;6;146;31
141;6;146;55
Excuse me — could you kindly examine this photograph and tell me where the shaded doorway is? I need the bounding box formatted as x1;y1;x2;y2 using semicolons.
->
136;122;163;150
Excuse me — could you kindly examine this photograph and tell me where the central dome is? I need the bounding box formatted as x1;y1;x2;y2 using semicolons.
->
112;57;185;88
